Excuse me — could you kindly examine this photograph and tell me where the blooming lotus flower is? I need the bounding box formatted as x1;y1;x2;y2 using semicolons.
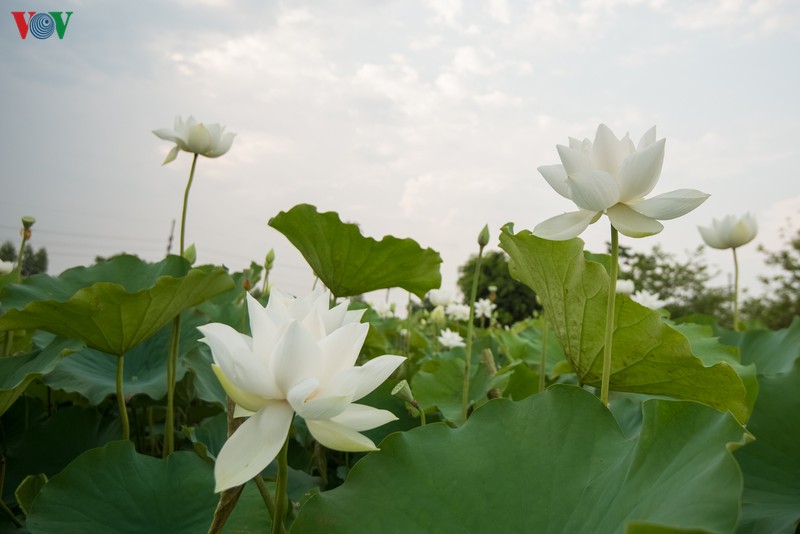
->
616;279;635;294
0;260;14;275
631;290;666;310
198;288;405;492
438;328;465;348
446;303;471;322
428;289;453;307
474;298;496;319
535;124;709;240
698;213;758;250
371;300;394;319
153;116;235;165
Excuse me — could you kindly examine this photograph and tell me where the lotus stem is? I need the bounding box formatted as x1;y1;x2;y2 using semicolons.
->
164;315;181;457
600;226;619;406
271;435;290;534
732;247;740;331
539;312;548;392
461;242;485;423
179;153;198;257
116;354;130;441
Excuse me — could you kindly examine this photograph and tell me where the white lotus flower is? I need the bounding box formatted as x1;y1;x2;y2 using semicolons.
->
153;115;235;165
438;328;465;348
631;290;666;310
474;298;496;319
616;279;635;294
371;300;394;319
0;260;14;275
428;289;453;307
198;288;405;492
445;303;471;322
535;124;709;240
698;213;758;250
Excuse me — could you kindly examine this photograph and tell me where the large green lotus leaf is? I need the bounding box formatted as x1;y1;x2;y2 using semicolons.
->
0;255;233;355
43;312;203;404
499;227;749;423
26;441;218;533
728;316;800;375
0;335;83;417
732;324;800;534
2;406;120;506
291;385;748;533
269;204;441;298
734;359;800;533
411;351;509;423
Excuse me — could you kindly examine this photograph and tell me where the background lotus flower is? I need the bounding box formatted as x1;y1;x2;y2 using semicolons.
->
698;213;758;250
428;289;453;307
446;303;471;322
153;115;235;165
631;290;666;310
198;288;404;492
0;260;14;275
616;279;635;294
534;124;709;240
474;298;496;319
438;328;465;348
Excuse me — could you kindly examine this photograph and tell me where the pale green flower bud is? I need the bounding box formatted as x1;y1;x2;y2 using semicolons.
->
478;224;490;247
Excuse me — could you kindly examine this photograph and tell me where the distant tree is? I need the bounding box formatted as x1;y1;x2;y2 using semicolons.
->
0;240;48;276
742;224;800;329
618;244;731;324
457;250;541;325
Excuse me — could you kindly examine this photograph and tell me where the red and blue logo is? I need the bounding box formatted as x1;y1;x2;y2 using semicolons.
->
11;12;73;39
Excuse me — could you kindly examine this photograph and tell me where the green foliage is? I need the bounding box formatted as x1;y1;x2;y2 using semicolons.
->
0;241;48;276
742;225;800;329
499;226;750;423
26;441;219;533
291;386;749;534
0;255;233;355
618;244;732;324
456;250;540;324
269;204;442;299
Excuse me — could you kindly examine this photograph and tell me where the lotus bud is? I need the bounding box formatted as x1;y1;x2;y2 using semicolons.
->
391;380;415;404
183;243;197;265
478;224;490;247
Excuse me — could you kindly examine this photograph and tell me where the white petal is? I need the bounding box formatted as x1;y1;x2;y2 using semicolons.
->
538;164;571;199
306;419;379;452
617;138;666;202
637;126;657;150
607;204;664;238
319;322;369;378
272;320;324;394
162;145;180;165
198;323;279;399
629;189;709;220
698;224;729;249
152;128;180;143
321;300;348;332
187;123;212;154
556;144;594;176
287;378;353;420
213;401;294;492
567;170;620;211
343;308;366;325
207;132;235;158
319;355;405;402
246;293;278;360
533;210;601;241
212;364;269;412
592;124;629;177
331;403;398;431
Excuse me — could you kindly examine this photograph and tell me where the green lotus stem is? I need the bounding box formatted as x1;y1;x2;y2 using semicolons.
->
164;315;181;456
732;247;740;331
2;229;30;357
0;457;21;528
117;354;130;441
600;226;619;406
179;153;198;256
254;475;278;519
271;435;290;534
539;312;548;392
461;243;485;423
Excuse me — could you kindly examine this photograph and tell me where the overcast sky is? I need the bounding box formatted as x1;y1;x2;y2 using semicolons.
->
2;0;799;305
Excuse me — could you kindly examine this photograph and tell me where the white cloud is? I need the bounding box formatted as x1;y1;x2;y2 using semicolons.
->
423;0;463;27
486;0;511;24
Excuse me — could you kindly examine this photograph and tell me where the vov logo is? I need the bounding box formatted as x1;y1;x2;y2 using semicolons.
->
11;11;73;40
